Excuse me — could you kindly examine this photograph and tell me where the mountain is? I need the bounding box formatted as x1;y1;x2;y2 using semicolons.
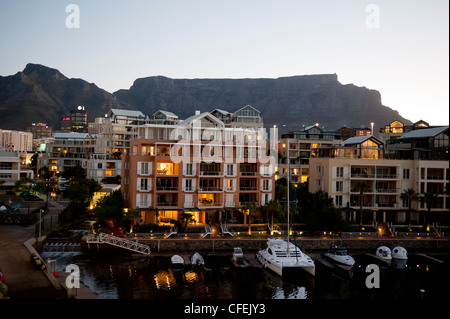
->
114;74;411;132
0;64;411;132
0;63;123;130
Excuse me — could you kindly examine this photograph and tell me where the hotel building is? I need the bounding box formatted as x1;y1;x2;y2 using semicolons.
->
121;106;276;225
308;126;449;225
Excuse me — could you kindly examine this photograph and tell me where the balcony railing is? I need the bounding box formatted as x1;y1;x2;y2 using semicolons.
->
198;186;223;192
351;173;399;179
239;186;258;191
199;171;223;176
198;200;223;207
156;201;178;207
156;186;178;191
240;172;258;176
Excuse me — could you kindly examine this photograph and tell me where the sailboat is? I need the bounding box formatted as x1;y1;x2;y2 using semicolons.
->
257;140;315;277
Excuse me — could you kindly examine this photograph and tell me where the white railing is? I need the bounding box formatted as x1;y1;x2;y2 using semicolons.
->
98;233;150;255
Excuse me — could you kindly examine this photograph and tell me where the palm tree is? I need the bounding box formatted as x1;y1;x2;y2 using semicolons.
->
264;200;281;235
353;180;371;227
400;188;420;229
241;202;257;235
422;192;438;229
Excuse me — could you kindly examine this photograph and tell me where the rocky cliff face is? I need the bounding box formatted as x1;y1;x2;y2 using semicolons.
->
114;74;410;132
0;64;410;132
0;64;122;130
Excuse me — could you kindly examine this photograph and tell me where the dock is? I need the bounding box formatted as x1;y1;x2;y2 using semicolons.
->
310;253;335;269
364;253;391;265
413;253;445;264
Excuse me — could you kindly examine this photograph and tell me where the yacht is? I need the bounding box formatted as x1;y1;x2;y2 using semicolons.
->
190;252;205;266
257;238;315;277
171;254;185;268
376;246;392;261
232;247;252;268
322;246;355;268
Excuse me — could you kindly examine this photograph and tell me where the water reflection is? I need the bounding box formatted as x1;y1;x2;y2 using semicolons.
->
39;251;449;300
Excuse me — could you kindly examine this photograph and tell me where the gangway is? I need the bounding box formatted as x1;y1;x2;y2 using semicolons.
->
202;225;212;238
164;226;178;238
220;223;234;237
87;233;150;255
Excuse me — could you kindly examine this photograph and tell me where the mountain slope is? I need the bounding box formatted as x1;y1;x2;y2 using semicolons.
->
0;63;123;130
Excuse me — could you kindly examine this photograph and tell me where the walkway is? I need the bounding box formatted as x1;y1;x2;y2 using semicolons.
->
0;225;64;299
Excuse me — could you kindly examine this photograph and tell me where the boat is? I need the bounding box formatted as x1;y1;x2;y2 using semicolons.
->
391;246;408;269
190;252;205;266
391;246;408;260
257;143;315;277
257;238;315;277
231;247;252;268
321;246;355;269
375;246;392;263
171;254;185;268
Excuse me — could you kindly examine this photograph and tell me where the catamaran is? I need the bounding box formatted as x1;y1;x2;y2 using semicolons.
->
256;139;315;277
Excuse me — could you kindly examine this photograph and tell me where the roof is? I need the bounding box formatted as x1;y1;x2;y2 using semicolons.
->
152;110;178;118
178;112;224;127
54;132;90;139
233;104;261;115
399;126;449;139
342;135;383;145
211;109;230;115
110;109;145;117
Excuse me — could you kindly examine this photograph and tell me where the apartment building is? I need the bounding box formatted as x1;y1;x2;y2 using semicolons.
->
278;124;342;184
121;108;276;226
0;151;34;193
0;129;33;152
309;127;449;225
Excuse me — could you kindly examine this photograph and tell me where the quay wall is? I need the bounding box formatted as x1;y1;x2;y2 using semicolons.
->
83;237;449;254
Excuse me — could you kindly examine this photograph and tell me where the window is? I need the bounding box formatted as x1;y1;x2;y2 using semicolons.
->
403;169;410;179
335;196;343;206
184;179;193;191
138;162;150;175
138;178;149;191
225;164;236;177
184;163;194;176
335;181;343;192
336;167;344;178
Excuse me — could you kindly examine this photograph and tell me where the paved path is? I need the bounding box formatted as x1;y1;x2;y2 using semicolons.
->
0;225;64;299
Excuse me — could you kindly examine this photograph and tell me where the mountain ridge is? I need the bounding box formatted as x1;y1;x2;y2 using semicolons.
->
0;63;411;132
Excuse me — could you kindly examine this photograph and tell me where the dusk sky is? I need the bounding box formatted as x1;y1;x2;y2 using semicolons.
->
0;0;448;126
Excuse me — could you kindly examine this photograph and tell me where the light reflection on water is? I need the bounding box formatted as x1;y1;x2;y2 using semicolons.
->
40;251;449;300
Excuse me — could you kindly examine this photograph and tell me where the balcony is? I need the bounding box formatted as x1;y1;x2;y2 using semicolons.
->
239;186;258;191
199;171;223;176
156;186;178;191
198;200;223;208
156;201;178;207
198;186;223;192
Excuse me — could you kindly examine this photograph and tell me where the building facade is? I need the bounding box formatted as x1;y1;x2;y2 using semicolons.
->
121;108;276;226
309;127;449;225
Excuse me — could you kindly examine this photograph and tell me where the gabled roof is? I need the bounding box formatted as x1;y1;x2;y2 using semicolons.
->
152;110;178;119
54;132;90;139
233;104;261;115
211;108;230;115
177;112;224;127
399;126;448;139
342;135;383;146
109;109;145;118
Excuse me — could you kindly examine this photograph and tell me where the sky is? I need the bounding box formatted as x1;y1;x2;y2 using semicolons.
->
0;0;448;126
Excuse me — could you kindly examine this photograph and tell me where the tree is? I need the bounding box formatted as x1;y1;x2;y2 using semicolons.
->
62;163;86;181
178;212;195;233
400;188;420;228
353;181;371;227
92;190;124;223
264;200;282;235
422;192;438;229
241;201;257;235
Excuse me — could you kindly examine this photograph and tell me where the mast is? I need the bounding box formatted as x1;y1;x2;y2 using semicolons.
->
287;139;290;255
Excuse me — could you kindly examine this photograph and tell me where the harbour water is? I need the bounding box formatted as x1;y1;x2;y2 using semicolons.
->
40;249;449;300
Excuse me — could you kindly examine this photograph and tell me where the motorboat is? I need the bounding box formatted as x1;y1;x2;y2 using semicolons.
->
391;246;408;260
376;246;392;261
256;238;315;277
322;246;355;268
232;247;244;262
171;254;185;268
190;252;205;266
231;247;252;268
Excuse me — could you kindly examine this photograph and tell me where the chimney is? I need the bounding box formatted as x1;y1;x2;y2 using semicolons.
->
195;109;201;115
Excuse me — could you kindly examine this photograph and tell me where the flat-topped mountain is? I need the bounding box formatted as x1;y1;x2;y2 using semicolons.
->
0;64;411;132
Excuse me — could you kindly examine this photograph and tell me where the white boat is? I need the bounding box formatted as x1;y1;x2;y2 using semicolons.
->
391;246;408;260
376;246;392;261
322;246;355;268
190;252;205;266
257;238;315;277
232;247;252;268
171;254;185;267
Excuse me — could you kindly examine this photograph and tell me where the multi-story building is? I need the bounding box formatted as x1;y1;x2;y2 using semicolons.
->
121;107;276;226
26;123;53;139
278;124;342;184
336;126;372;141
309;126;449;225
0;129;33;152
60;106;89;133
0;151;34;193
